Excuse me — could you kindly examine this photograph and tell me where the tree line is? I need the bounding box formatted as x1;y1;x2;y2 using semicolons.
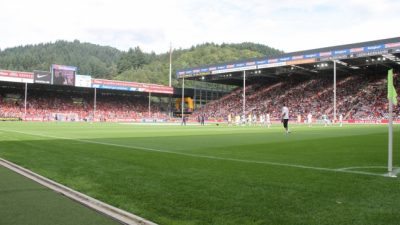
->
0;40;283;87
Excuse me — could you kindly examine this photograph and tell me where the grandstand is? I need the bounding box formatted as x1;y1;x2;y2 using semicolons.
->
190;74;398;122
0;68;229;123
1;38;400;225
1;38;400;124
177;37;400;123
0;68;174;122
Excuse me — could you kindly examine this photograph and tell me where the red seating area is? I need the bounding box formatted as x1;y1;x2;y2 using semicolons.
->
0;89;168;121
1;73;399;122
192;73;400;121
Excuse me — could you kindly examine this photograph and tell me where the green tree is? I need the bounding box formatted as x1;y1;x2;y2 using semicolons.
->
0;40;282;87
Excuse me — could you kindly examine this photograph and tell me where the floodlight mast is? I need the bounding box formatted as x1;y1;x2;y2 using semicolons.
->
24;82;28;120
181;76;185;123
243;70;246;121
168;44;173;118
333;60;337;122
93;88;97;122
148;92;151;117
169;43;172;88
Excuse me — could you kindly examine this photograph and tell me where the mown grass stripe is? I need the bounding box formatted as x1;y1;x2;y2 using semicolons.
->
0;128;390;178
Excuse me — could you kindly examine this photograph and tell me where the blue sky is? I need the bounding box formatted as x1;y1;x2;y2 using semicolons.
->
0;0;399;53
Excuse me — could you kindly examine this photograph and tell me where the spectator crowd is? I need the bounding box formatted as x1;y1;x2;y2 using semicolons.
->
1;73;398;122
0;89;169;121
192;73;400;122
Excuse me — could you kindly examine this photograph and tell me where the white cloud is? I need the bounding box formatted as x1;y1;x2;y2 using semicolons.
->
0;0;399;54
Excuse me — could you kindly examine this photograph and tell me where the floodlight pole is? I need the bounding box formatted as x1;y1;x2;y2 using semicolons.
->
148;92;151;117
94;88;97;122
24;82;28;120
205;90;207;104
181;76;185;123
388;99;393;174
333;60;337;123
168;95;172;118
169;43;172;87
243;70;246;120
199;89;202;108
194;84;197;110
168;44;173;118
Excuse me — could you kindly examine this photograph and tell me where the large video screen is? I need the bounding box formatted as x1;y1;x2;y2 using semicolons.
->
51;64;76;86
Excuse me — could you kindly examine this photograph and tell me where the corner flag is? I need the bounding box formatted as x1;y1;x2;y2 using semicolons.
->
388;69;397;105
387;69;397;177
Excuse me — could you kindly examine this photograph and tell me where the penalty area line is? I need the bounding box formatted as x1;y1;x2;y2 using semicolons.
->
0;128;390;178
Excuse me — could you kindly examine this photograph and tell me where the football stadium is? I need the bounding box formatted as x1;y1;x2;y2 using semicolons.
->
1;37;400;225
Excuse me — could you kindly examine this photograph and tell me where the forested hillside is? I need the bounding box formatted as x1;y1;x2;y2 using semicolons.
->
0;40;282;86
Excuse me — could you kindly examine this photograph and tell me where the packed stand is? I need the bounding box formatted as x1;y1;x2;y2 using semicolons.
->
0;89;169;122
193;73;400;121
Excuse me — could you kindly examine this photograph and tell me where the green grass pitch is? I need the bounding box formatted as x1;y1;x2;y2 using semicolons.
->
0;122;399;225
0;165;122;225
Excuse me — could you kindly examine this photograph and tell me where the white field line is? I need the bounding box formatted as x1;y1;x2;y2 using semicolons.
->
339;166;400;178
337;166;387;171
0;158;157;225
0;128;390;178
388;168;400;177
119;123;204;126
395;168;400;176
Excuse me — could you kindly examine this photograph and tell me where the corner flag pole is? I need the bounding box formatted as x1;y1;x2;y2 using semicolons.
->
387;69;397;176
389;97;393;174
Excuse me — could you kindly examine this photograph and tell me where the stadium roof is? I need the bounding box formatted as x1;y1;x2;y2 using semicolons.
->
176;37;400;86
0;69;174;96
0;80;173;98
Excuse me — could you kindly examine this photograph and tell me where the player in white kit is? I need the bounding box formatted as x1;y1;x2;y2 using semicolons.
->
235;115;241;126
266;113;271;128
281;103;290;134
260;114;265;126
307;113;312;127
